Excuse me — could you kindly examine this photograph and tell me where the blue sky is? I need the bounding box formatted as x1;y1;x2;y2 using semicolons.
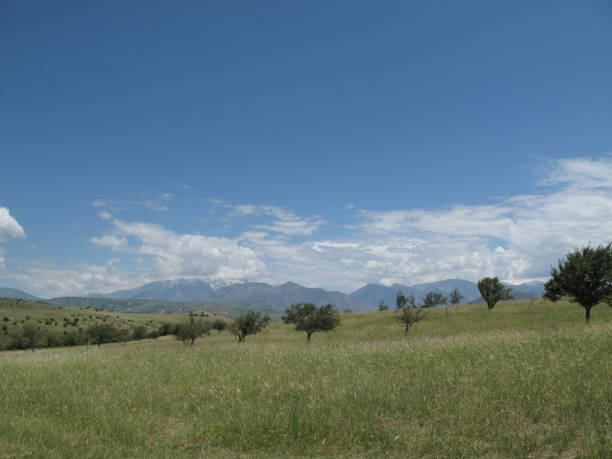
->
1;1;612;297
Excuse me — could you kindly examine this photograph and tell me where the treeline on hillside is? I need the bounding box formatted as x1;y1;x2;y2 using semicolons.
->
2;313;229;352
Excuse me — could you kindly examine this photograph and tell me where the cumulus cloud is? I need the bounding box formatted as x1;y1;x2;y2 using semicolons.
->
0;207;25;242
2;259;149;298
0;207;25;269
92;217;264;283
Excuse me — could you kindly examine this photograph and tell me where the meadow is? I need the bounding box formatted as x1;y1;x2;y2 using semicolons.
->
0;299;610;457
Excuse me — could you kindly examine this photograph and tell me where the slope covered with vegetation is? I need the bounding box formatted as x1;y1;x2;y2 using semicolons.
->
0;298;219;350
0;299;610;457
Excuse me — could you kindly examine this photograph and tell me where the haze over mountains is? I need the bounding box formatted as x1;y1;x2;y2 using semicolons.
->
2;278;545;312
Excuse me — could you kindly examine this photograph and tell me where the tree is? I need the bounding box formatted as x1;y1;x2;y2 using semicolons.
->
396;291;416;310
10;324;42;351
231;311;270;343
377;299;390;312
448;288;463;317
177;313;211;347
477;277;513;310
397;304;425;335
422;292;447;308
282;303;340;343
87;324;119;348
544;244;612;322
132;326;148;340
211;318;228;333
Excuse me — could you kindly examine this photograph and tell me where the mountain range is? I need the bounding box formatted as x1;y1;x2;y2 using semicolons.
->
2;278;545;313
89;279;372;311
0;287;42;301
89;278;544;311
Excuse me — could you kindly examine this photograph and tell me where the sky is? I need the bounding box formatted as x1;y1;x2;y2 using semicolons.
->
1;1;612;298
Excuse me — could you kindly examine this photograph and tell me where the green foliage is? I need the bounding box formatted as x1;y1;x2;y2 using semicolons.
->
10;324;43;351
397;305;426;334
396;291;416;310
282;303;340;343
176;313;211;347
132;326;148;340
230;311;270;343
211;318;228;332
477;277;513;310
449;288;463;306
544;243;612;322
422;291;447;308
377;300;390;311
86;323;120;348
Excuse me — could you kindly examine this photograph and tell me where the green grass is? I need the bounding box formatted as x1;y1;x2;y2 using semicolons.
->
1;299;611;457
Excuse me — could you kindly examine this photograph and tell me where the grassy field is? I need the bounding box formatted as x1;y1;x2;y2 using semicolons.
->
1;299;611;457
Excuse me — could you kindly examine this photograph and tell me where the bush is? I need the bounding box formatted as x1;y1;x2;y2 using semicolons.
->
231;311;270;343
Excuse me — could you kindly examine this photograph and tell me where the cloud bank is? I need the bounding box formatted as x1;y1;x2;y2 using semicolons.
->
5;156;612;297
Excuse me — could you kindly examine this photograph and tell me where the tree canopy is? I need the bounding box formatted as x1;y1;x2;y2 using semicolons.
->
477;277;513;310
544;244;612;322
177;313;211;347
231;311;270;343
422;292;447;308
282;303;340;343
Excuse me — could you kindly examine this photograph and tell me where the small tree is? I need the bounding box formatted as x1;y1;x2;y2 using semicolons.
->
177;313;211;347
422;292;447;308
282;303;340;343
87;323;119;348
544;244;612;322
398;304;425;335
231;311;270;343
132;326;148;340
211;318;228;333
377;299;389;312
477;277;513;310
448;288;463;317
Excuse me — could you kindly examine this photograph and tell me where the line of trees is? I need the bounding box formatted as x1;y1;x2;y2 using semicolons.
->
6;244;609;351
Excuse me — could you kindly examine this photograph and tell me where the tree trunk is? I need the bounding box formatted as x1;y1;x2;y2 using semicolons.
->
586;306;591;322
307;332;312;343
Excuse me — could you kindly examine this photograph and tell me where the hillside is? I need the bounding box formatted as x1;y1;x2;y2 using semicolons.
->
1;298;610;457
47;296;284;320
0;286;42;301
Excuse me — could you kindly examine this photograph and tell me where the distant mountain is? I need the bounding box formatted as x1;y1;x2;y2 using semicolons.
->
351;279;544;307
89;279;371;311
89;279;215;302
0;286;42;301
84;278;545;312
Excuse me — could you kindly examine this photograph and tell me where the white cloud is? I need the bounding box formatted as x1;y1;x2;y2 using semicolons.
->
94;217;264;284
9;156;612;296
2;260;148;298
0;207;25;242
222;203;324;235
0;207;25;269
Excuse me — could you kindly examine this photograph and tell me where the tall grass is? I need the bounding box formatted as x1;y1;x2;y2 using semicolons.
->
1;299;610;457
